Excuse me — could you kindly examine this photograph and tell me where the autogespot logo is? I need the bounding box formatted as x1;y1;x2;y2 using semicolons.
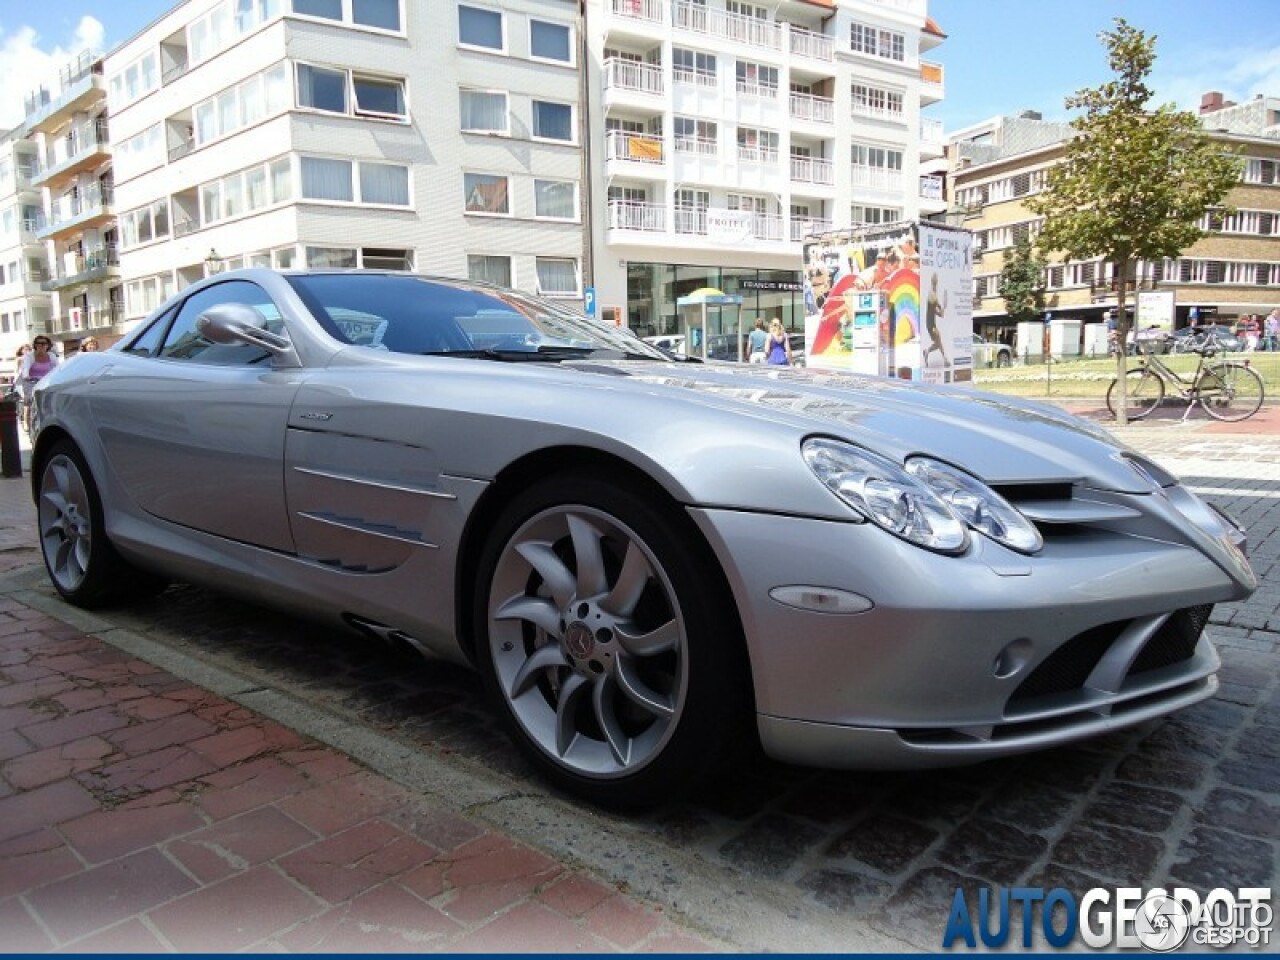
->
942;885;1274;951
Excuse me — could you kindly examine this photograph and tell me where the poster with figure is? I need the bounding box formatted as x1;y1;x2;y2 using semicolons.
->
917;223;974;384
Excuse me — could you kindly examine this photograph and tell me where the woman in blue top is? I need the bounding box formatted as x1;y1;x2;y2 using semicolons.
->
765;319;792;365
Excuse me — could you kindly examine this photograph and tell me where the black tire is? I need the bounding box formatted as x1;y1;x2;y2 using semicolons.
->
473;474;751;808
995;351;1011;368
1198;363;1264;422
36;440;165;607
1106;369;1164;420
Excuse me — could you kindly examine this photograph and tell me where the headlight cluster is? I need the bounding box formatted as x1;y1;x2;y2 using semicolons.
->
801;438;1043;555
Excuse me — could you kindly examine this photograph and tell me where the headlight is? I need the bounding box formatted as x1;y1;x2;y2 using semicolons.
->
906;457;1044;555
802;438;968;553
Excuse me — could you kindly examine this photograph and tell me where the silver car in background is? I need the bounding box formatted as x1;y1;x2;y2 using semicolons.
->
31;270;1257;807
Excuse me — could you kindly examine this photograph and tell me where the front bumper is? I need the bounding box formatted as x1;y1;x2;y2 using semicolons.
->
688;506;1249;770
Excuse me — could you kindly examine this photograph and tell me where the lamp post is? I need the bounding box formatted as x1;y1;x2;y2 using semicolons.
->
204;248;224;276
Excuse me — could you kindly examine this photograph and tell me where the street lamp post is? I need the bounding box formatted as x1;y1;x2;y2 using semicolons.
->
204;248;224;276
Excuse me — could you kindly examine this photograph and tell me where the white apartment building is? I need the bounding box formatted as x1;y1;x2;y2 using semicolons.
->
106;0;584;330
0;131;52;374
586;0;946;336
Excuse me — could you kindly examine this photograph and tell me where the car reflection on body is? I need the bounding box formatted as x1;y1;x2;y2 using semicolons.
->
31;270;1256;807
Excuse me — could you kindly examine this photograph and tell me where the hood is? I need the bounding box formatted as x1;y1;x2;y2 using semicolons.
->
563;359;1148;493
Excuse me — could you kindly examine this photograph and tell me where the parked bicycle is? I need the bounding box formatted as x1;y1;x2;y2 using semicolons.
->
1106;336;1265;422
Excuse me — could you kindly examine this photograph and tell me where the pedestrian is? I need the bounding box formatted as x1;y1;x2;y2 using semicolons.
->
79;336;100;353
1236;314;1260;352
1264;308;1280;352
747;319;768;363
17;336;58;434
765;318;792;365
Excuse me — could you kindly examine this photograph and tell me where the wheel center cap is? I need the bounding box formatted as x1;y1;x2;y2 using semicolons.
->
563;621;595;659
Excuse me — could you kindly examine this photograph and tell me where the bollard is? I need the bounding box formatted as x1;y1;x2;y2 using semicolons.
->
0;398;21;478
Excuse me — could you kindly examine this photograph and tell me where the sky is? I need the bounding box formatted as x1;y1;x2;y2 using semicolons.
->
2;0;1280;131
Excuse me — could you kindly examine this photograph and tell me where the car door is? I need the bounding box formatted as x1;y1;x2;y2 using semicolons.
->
90;278;303;552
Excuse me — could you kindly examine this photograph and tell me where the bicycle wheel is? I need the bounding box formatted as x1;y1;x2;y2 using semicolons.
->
1199;363;1264;422
1107;368;1164;419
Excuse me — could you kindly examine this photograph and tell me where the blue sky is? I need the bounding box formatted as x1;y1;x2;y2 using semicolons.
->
2;1;1279;130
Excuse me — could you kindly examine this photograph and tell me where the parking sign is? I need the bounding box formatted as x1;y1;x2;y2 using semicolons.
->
584;286;596;316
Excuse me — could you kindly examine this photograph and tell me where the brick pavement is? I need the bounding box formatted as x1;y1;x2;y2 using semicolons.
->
0;406;1276;953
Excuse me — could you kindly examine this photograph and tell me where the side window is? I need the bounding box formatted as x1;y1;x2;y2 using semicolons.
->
159;280;285;365
124;304;178;357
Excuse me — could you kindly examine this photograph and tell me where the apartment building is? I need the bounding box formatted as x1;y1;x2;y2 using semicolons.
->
950;98;1280;348
104;0;583;331
587;0;947;337
0;131;52;374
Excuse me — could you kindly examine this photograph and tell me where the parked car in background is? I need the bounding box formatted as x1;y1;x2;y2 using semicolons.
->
1167;324;1242;354
30;270;1257;807
642;334;686;357
970;334;1013;368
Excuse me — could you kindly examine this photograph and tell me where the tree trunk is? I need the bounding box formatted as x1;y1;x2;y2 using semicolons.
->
1113;266;1131;425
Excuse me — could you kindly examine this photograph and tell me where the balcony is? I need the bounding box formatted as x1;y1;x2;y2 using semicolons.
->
47;301;125;335
672;1;782;51
607;0;666;27
23;50;105;134
42;245;120;292
789;91;834;125
32;117;111;188
737;144;779;165
921;60;945;105
788;27;834;62
791;217;833;242
1;261;51;297
168;136;196;162
920;117;945;159
851;101;906;125
19;216;46;246
602;58;664;103
790;156;834;186
607;199;666;233
37;185;115;240
851;165;903;195
174;217;200;237
605;130;666;170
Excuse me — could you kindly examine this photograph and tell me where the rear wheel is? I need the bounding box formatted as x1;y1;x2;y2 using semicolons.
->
1199;363;1264;422
37;440;165;607
995;351;1011;368
1106;369;1164;420
474;474;750;808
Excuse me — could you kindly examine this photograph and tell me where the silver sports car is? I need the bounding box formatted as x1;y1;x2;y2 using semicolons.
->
31;270;1257;807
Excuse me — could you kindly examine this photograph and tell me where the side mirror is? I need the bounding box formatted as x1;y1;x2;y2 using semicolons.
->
196;303;291;354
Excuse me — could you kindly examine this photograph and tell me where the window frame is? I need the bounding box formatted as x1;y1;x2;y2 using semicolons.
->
535;256;580;298
463;171;511;216
458;4;506;52
529;18;573;65
459;88;510;135
533;178;578;221
531;99;575;143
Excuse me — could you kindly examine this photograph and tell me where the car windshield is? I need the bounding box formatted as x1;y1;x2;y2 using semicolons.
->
285;273;667;361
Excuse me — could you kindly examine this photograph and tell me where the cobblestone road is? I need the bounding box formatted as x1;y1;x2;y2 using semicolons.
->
2;416;1276;952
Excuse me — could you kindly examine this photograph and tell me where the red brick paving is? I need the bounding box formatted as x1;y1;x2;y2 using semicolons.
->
0;567;719;952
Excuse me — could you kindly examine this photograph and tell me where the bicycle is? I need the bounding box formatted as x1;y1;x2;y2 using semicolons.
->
1106;336;1265;422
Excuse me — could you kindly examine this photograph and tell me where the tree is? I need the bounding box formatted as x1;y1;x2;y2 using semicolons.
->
997;233;1047;327
1027;18;1241;423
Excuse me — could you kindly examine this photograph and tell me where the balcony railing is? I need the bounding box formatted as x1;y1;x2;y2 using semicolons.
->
174;217;199;237
921;59;945;97
43;245;120;290
45;185;115;229
48;301;124;335
674;136;718;158
735;80;779;100
45;117;110;170
851;101;906;124
789;27;834;61
603;58;664;97
790;156;834;185
673;66;716;88
851;165;903;193
607;199;666;232
791;217;834;242
919;174;944;202
605;130;665;164
738;144;779;164
608;0;666;25
674;207;707;235
789;91;834;124
162;60;189;85
168;137;196;162
920;117;944;145
672;1;782;50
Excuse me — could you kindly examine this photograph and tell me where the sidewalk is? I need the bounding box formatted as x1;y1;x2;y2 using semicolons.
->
0;466;720;952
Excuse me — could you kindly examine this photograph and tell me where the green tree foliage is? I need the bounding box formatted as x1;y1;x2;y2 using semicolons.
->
1027;18;1241;422
997;233;1047;324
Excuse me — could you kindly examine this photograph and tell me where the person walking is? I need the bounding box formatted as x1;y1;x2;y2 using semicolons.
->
747;319;769;363
17;336;59;434
765;318;792;366
1265;308;1280;352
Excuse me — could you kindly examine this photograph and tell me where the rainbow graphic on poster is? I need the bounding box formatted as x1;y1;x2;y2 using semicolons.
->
886;267;920;345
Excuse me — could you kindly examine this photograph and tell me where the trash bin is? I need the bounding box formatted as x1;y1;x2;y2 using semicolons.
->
0;397;22;478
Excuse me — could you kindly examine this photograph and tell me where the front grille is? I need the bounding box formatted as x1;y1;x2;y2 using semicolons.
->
1009;605;1212;705
1130;604;1211;675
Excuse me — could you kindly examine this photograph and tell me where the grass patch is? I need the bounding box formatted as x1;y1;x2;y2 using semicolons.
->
973;352;1280;400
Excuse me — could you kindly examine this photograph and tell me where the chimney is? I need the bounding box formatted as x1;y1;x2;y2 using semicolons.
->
1200;91;1224;114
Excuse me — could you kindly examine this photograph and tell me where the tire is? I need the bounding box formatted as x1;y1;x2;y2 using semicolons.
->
1199;363;1264;422
473;474;750;808
37;440;164;607
1106;369;1164;420
995;351;1011;368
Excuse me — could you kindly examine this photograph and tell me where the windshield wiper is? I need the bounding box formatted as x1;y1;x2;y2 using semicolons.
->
421;345;605;362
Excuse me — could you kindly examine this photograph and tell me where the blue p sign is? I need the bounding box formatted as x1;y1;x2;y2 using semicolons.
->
584;286;597;316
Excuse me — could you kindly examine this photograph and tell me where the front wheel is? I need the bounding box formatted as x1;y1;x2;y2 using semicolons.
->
474;474;750;808
1106;368;1164;420
1199;363;1264;422
995;351;1011;368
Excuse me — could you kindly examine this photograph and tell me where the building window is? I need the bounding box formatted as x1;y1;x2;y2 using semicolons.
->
307;246;357;268
120;199;172;249
460;90;508;133
532;100;573;142
301;157;354;201
530;19;571;63
296;63;407;121
468;254;512;286
298;156;410;205
297;64;348;112
293;0;341;19
850;22;904;62
202;156;294;225
674;117;717;155
464;172;510;214
353;75;406;119
736;127;778;163
360;247;413;270
534;179;576;219
672;47;716;86
110;50;159;107
358;162;409;205
536;257;578;297
459;5;504;51
735;61;778;97
352;0;400;30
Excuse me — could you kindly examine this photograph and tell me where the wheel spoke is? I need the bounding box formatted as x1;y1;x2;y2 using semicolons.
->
72;538;91;581
615;655;675;719
615;617;679;657
494;594;562;636
40;489;69;518
601;540;651;617
567;514;608;599
554;673;589;756
592;676;630;766
510;643;570;698
514;540;576;608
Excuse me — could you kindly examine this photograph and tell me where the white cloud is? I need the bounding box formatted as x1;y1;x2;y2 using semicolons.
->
1150;43;1280;116
0;16;105;130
